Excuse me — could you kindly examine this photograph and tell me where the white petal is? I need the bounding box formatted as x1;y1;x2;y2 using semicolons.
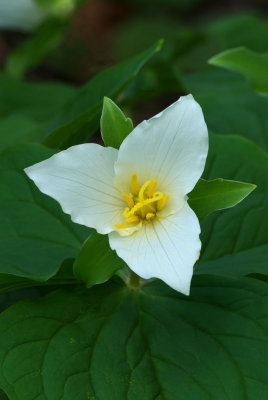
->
24;144;125;234
114;95;208;197
0;0;46;31
109;202;201;295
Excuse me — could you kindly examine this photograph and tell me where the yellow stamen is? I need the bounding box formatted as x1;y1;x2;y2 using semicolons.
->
157;194;170;211
146;212;155;221
123;207;130;218
126;215;140;224
122;193;134;208
115;173;169;236
124;202;144;218
123;193;164;219
138;180;152;202
131;173;140;195
147;180;157;197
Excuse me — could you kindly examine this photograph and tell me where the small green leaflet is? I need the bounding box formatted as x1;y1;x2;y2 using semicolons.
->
188;178;256;220
101;97;133;149
73;231;125;287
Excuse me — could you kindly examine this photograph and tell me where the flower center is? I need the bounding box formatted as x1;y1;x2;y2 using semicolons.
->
117;173;169;229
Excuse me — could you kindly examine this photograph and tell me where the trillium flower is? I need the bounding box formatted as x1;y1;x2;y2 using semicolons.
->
25;95;208;295
0;0;74;32
0;0;46;31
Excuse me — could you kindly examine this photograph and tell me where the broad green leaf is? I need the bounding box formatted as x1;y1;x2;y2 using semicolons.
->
207;14;268;53
0;116;41;152
101;97;133;149
0;287;46;314
176;14;268;75
195;134;268;277
0;275;46;294
0;276;267;399
0;258;77;293
188;178;256;220
0;144;89;281
0;72;77;123
114;16;181;60
183;68;268;149
74;231;125;287
209;47;268;95
0;389;8;400
42;40;163;149
5;18;68;79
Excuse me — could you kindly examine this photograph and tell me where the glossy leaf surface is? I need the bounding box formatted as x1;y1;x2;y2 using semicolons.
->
0;276;267;400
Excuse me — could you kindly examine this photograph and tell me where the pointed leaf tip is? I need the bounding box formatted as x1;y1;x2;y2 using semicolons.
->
101;97;133;149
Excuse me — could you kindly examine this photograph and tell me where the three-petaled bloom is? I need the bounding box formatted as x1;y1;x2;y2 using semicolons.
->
25;95;208;295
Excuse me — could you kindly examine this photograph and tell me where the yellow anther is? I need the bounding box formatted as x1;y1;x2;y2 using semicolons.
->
146;212;155;221
147;180;157;197
123;207;130;218
124;202;143;218
143;192;163;206
126;215;140;224
131;173;140;195
138;180;152;202
122;193;134;208
157;194;170;211
116;173;169;235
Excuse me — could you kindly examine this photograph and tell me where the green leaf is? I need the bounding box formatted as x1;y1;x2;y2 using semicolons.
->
0;275;44;294
74;231;125;287
176;14;268;75
209;47;268;95
195;134;268;277
188;178;256;220
183;68;268;150
42;40;163;149
0;258;77;293
0;144;89;281
0;276;267;399
207;14;268;53
5;18;68;79
0;72;76;123
0;116;41;153
0;287;46;314
101;97;133;149
0;389;8;400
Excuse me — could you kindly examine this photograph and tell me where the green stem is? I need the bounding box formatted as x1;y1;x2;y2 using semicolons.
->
128;271;141;289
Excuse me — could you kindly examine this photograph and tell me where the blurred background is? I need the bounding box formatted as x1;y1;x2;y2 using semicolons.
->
0;0;268;137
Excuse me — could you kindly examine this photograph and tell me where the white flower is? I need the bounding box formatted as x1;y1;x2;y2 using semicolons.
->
25;95;208;295
0;0;74;32
0;0;46;31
